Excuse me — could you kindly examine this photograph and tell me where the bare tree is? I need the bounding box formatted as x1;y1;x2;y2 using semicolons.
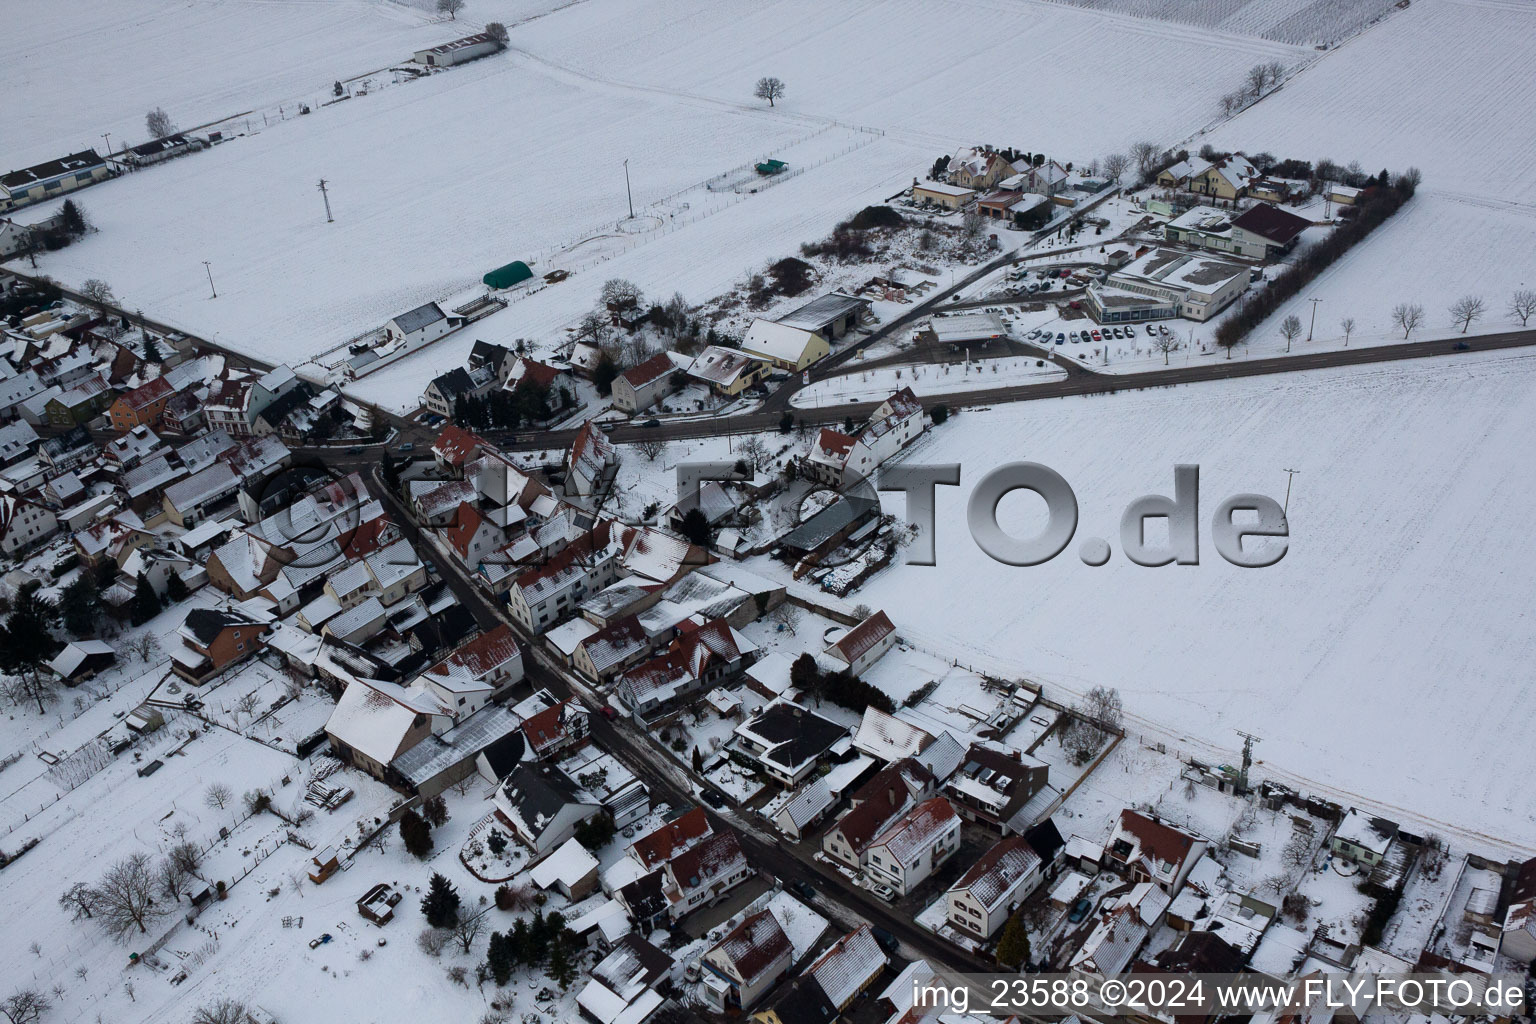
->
634;437;667;462
205;782;233;810
59;882;95;920
1151;333;1179;364
1449;294;1486;333
1083;686;1123;733
1339;316;1356;346
0;990;49;1024
600;278;643;309
1391;302;1424;339
1279;314;1303;352
1395;166;1422;191
169;840;201;876
1102;152;1129;182
157;855;191;903
754;76;786;107
133;633;161;663
452;907;488;954
92;853;165;937
484;21;509;48
1129;140;1160;177
145;107;175;139
960;209;985;239
1263;60;1287;88
1246;64;1269;98
1282;830;1313;869
1509;288;1536;327
436;0;466;19
767;604;801;635
234;690;262;721
79;278;117;314
190;999;250;1024
576;309;612;348
738;436;769;474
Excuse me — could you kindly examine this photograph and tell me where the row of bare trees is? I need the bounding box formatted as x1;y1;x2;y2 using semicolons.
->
1220;61;1288;116
59;841;203;940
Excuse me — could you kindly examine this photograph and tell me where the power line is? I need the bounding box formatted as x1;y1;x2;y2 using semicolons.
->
318;178;334;223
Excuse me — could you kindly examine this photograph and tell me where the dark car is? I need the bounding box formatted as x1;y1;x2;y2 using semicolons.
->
790;880;816;901
1069;897;1095;922
1453;341;1470;351
700;789;725;809
346;446;363;455
871;927;900;954
639;419;661;428
600;705;618;720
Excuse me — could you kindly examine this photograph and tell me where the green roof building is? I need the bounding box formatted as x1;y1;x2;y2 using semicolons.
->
482;260;533;290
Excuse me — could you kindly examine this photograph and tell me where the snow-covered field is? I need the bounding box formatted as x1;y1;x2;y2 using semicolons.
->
851;348;1536;852
511;0;1309;154
1204;0;1536;195
2;0;477;170
1038;0;1398;46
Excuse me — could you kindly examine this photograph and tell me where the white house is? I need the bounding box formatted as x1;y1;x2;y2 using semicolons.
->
739;318;829;371
566;420;618;498
946;836;1044;940
0;494;58;555
863;796;960;896
702;910;793;1012
385;302;458;346
823;609;897;677
660;829;753;922
1103;809;1209;893
802;387;926;487
611;352;678;413
493;761;602;856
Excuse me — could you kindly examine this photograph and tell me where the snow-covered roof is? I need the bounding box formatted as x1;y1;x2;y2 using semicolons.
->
852;705;930;763
530;837;600;890
867;796;956;867
950;835;1041;911
741;318;820;364
808;925;887;1008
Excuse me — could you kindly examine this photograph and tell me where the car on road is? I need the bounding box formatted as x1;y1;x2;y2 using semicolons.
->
1027;328;1041;339
600;705;618;720
1453;341;1470;351
871;927;900;954
398;443;415;452
700;789;725;808
639;419;661;428
346;446;363;455
871;883;899;903
790;880;817;901
1069;897;1095;922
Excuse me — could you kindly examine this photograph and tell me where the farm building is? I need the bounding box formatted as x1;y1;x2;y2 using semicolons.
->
413;33;500;67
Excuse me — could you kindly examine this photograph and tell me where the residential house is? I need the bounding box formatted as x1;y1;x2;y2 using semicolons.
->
612;352;678;413
863;796;960;896
1188;155;1260;201
506;522;622;630
944;743;1053;834
802;388;926;487
1327;809;1397;867
493;761;603;856
519;699;590;761
776;293;870;341
1;151;109;211
1328;183;1362;206
0;370;45;422
806;925;888;1014
420;624;524;717
614;618;755;721
385;302;458;347
851;707;932;763
504;357;572;407
913;180;977;210
731;699;848;787
703;910;794;1012
574;934;671;1024
529;837;601;901
171;608;268;683
1070;882;1171;979
823;609;897;677
107;376;177;432
660;828;753;922
0;494;58;555
423;363;497;419
946;836;1045;940
750;977;837;1024
821;759;935;871
161;462;239;527
566;420;619;498
430;424;487;475
772;775;836;841
1022;160;1070;196
45;374;113;425
686;346;769;396
572;614;651;683
1228;203;1311;260
947;148;1013;189
740;318;829;372
1104;810;1209;893
1155;157;1213;190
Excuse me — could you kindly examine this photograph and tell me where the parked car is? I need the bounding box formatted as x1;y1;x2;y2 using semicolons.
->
871;927;900;954
871;883;899;903
398;443;415;452
1069;897;1095;922
1158;324;1170;336
1055;333;1066;345
1453;341;1471;351
1091;331;1102;342
790;880;817;901
346;446;363;454
1145;324;1157;336
700;789;725;808
639;419;661;428
600;705;618;720
1059;268;1072;278
1027;328;1041;339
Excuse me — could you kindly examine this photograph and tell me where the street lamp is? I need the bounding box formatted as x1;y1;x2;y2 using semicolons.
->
1307;297;1322;342
203;261;217;299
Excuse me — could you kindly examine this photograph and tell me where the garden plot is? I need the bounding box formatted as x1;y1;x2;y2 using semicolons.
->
852;348;1536;853
1205;0;1536;195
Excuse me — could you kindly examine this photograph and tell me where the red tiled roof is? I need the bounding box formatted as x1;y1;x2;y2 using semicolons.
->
815;428;855;458
117;375;174;411
711;910;791;986
427;623;520;678
631;807;710;870
830;610;895;664
1116;809;1197;868
510;358;562;390
432;424;485;466
519;699;583;756
620;352;675;389
444;501;487;559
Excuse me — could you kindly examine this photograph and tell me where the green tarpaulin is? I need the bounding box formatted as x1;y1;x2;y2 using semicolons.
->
483;260;533;289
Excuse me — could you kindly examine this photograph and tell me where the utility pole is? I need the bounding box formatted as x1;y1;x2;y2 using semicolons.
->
1282;467;1299;515
318;179;334;223
1307;297;1322;341
100;132;113;159
622;159;634;220
202;261;217;299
